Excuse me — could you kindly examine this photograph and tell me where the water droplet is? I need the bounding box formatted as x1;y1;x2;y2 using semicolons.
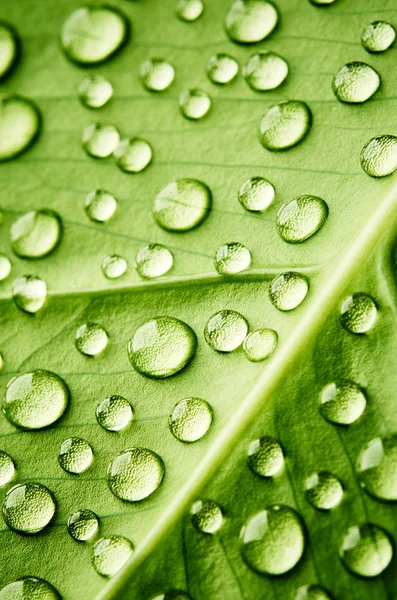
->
241;505;305;575
12;275;46;314
114;137;153;173
0;577;60;600
260;101;312;151
4;369;69;430
10;210;63;259
356;435;397;501
92;535;134;577
361;21;396;53
248;436;284;477
340;292;377;334
96;396;133;432
225;0;279;44
295;585;333;600
169;397;213;443
244;51;288;91
61;6;129;66
78;74;113;109
75;322;108;356
332;62;380;104
67;509;99;542
277;195;328;244
305;471;343;510
108;447;164;501
190;499;223;533
238;176;275;212
309;0;338;4
269;272;309;311
215;242;251;275
319;380;366;425
2;482;56;534
153;178;212;232
176;0;204;21
0;22;19;81
0;451;15;487
0;253;11;281
82;122;120;158
59;437;94;474
135;244;173;279
360;135;397;178
151;593;191;600
340;524;393;577
140;58;175;92
204;310;248;352
101;254;127;279
0;353;3;371
179;89;211;120
206;53;239;85
85;189;118;223
243;329;278;362
0;94;41;162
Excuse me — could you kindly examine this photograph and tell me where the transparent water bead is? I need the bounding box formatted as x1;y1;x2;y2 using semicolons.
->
128;316;197;378
360;135;397;178
10;210;63;259
96;395;133;432
12;275;47;314
4;369;69;430
0;253;11;281
135;243;173;279
225;0;279;44
190;499;223;533
114;137;153;173
78;74;113;108
85;189;118;223
153;178;212;232
238;176;275;212
361;21;396;53
0;23;19;80
206;53;239;85
151;592;191;600
0;94;41;162
61;6;129;66
176;0;204;22
295;585;333;600
241;505;305;575
319;380;366;425
248;436;284;477
82;122;120;158
277;195;328;243
340;524;393;577
357;435;397;501
75;322;108;356
340;292;377;334
107;447;164;501
140;58;175;92
243;329;278;362
215;242;251;275
204;310;248;352
59;437;94;474
0;577;60;600
2;482;56;534
243;51;288;91
260;101;312;151
101;255;127;279
92;535;134;577
305;471;343;510
269;272;308;311
179;89;211;120
169;397;213;443
332;62;380;104
0;451;15;487
67;509;99;542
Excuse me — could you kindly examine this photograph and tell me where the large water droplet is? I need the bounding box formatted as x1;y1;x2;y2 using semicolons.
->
215;242;251;275
108;447;164;501
295;585;333;600
244;51;288;91
153;179;212;232
360;135;397;178
356;435;397;501
204;310;248;352
0;253;11;281
179;89;211;120
82;122;120;158
243;329;278;362
319;380;366;425
0;577;60;600
96;395;133;432
260;101;312;151
241;505;305;575
2;482;56;534
190;499;223;533
269;272;308;311
92;535;134;577
85;189;118;223
0;94;41;162
277;195;328;244
67;509;99;542
75;322;108;356
101;254;127;279
361;21;396;53
332;62;380;104
176;0;204;21
0;23;19;81
135;244;173;279
238;176;275;212
114;137;153;173
10;210;62;259
206;53;239;85
305;471;343;510
340;292;377;334
140;58;175;92
59;437;94;474
248;436;284;477
340;524;393;577
225;0;279;44
12;275;47;314
169;397;213;443
78;74;113;109
0;451;15;487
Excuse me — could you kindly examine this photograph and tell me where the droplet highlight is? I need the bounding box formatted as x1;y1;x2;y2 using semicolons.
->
85;189;118;223
92;535;134;577
179;89;211;120
169;397;213;443
277;195;328;243
75;322;108;356
135;244;173;279
140;58;175;92
153;178;212;232
68;509;99;542
78;74;113;109
0;94;41;162
243;329;278;362
204;310;248;352
215;242;251;275
360;135;397;178
361;21;396;54
107;447;164;501
238;177;275;212
340;292;377;334
2;482;56;534
305;471;343;510
225;0;279;44
114;137;153;173
96;396;133;432
10;210;63;259
190;499;223;533
248;436;284;477
269;272;309;311
244;51;288;91
260;101;312;151
82;122;120;158
332;62;380;104
356;435;397;501
340;524;393;577
206;53;239;85
319;380;366;425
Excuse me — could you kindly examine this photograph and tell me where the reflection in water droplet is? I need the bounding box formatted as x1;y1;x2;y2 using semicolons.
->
169;397;213;443
108;447;164;501
59;437;94;474
0;577;60;600
241;505;305;575
2;482;56;534
10;210;63;259
140;58;175;92
0;94;41;162
340;293;377;334
96;396;133;432
12;275;47;314
153;178;212;232
0;451;15;487
179;89;211;120
260;101;312;151
191;499;223;533
360;135;397;178
114;137;153;173
85;189;118;223
206;53;239;85
244;51;288;91
295;585;333;600
78;74;113;108
248;436;284;477
92;535;134;577
332;62;380;104
101;255;127;279
319;381;366;425
75;322;108;356
361;21;396;54
225;0;279;44
277;196;328;244
238;177;275;212
269;272;308;311
305;471;343;510
243;329;278;362
0;253;11;281
0;23;19;80
204;310;248;352
82;122;120;158
176;0;204;21
357;435;397;501
340;524;393;577
4;369;69;430
135;244;173;279
215;242;251;275
68;509;99;542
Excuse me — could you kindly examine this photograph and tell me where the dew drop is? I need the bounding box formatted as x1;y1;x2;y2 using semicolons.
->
101;254;127;279
179;89;211;120
78;74;113;109
0;451;15;487
361;21;395;54
356;435;397;501
215;242;251;275
114;137;153;173
59;438;94;475
140;58;175;92
135;243;173;279
319;380;366;425
204;310;248;352
206;53;239;85
248;436;284;477
190;499;223;533
67;509;99;542
0;253;11;281
85;189;118;223
176;0;204;22
332;62;380;104
260;101;312;151
295;585;333;600
169;397;213;443
151;592;191;600
12;275;46;314
2;482;56;534
243;329;278;362
4;369;69;430
82;122;120;158
269;272;308;311
96;396;133;432
107;447;164;502
340;524;393;577
241;505;305;575
0;23;19;81
238;176;275;212
0;94;41;162
153;178;212;232
305;471;343;510
10;210;63;259
277;195;328;244
0;577;60;600
340;292;377;334
75;322;108;356
128;316;197;378
225;0;279;44
309;0;338;4
360;135;397;178
244;51;288;91
92;535;134;577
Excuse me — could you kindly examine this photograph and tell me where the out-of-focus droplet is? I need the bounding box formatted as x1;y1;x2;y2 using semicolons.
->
238;177;275;212
243;51;288;91
78;74;113;108
332;62;380;104
190;499;223;533
340;292;377;334
361;21;396;53
0;451;15;487
179;89;211;120
356;435;397;501
206;53;239;85
269;272;308;311
92;535;134;577
114;137;153;173
260;101;312;151
243;329;278;362
10;210;63;259
135;244;173;279
101;254;127;279
215;242;251;275
82;122;120;158
294;585;333;600
140;58;175;91
225;1;279;44
0;23;19;81
248;436;284;477
176;0;204;22
153;179;212;232
0;94;41;162
85;189;118;223
12;275;47;314
0;253;11;281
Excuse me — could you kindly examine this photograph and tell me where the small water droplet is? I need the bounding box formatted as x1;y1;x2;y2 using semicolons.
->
241;505;305;575
78;74;113;108
128;316;197;378
309;0;338;5
238;176;275;212
305;471;343;510
361;21;396;53
92;535;134;577
114;137;153;173
277;195;328;244
0;22;19;80
260;101;312;151
225;0;279;44
340;524;393;577
0;577;60;600
269;272;308;311
12;275;47;314
96;395;133;432
319;380;366;425
340;292;377;334
190;499;223;533
153;178;212;232
169;397;213;443
140;58;175;91
179;89;211;120
248;436;284;477
332;62;380;104
2;482;56;534
4;369;69;430
67;509;99;542
0;94;41;162
61;6;129;66
204;310;248;352
75;322;108;356
101;254;127;279
295;585;333;600
360;135;397;178
151;593;191;600
356;435;397;501
0;253;11;281
215;242;251;275
0;451;15;487
176;0;204;21
135;243;173;279
82;122;120;158
243;329;278;362
206;53;239;85
10;210;63;259
108;447;164;501
244;51;288;91
85;189;118;223
59;437;94;474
